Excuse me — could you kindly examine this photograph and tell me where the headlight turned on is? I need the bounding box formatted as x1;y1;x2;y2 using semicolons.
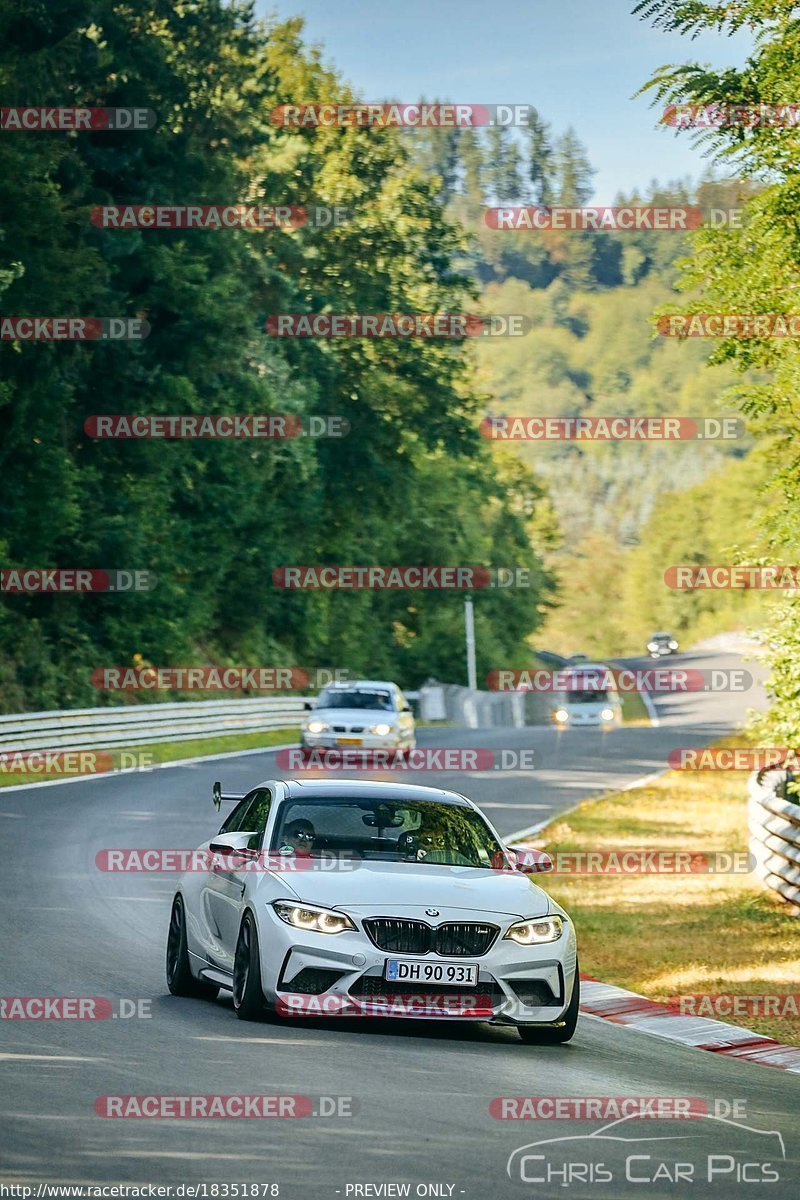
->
600;707;614;721
504;915;564;945
554;708;569;722
305;720;330;734
369;722;393;735
272;901;355;935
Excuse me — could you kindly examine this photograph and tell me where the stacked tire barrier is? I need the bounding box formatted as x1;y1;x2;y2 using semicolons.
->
748;768;800;911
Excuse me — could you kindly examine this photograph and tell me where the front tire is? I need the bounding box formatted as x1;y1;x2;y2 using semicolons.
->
232;911;266;1021
166;896;219;1000
518;964;580;1044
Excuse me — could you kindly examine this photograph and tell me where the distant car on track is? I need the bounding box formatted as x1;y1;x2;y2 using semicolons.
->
647;632;678;658
550;663;622;730
301;679;415;752
166;778;580;1042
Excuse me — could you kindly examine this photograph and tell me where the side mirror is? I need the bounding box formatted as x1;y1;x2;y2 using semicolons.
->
209;832;258;859
510;847;553;874
401;705;412;713
303;700;313;711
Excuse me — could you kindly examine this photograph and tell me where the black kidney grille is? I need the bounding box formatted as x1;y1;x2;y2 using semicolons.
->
435;922;499;956
364;918;431;953
364;918;499;957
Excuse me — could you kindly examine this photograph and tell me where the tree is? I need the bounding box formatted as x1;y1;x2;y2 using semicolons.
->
0;1;555;707
636;0;800;741
524;113;554;206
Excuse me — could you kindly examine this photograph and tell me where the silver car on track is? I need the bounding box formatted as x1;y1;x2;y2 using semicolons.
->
166;778;579;1042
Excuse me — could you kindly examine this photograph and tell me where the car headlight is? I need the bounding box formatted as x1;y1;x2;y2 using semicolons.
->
554;708;569;723
600;707;614;721
647;642;658;651
504;915;564;945
369;723;393;736
305;720;330;734
669;640;678;649
272;901;355;935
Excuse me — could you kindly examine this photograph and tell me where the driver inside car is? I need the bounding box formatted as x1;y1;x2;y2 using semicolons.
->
279;818;317;857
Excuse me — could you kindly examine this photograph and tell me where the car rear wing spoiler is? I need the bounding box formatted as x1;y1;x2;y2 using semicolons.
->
212;780;246;812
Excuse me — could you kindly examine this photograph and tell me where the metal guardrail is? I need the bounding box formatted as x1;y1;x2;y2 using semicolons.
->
0;667;570;758
418;681;549;728
0;697;306;754
748;768;800;911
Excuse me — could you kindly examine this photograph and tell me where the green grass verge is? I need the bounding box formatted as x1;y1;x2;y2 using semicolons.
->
0;727;299;788
619;688;650;725
530;758;800;1044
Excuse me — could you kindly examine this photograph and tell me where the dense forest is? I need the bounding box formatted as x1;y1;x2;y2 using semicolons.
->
1;0;797;739
0;1;553;709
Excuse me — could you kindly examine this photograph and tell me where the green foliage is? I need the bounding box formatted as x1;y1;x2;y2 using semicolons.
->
0;1;553;709
635;0;800;739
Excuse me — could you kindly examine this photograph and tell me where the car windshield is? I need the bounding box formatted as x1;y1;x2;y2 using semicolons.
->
316;689;393;711
270;797;505;868
566;689;609;703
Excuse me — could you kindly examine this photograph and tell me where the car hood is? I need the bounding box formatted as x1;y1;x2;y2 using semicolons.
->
307;707;398;725
276;860;550;918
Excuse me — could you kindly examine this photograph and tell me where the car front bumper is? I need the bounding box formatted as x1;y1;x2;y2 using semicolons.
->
258;906;578;1025
300;731;409;750
552;713;619;728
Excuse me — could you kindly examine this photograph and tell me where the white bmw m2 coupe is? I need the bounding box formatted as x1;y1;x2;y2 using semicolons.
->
166;778;579;1042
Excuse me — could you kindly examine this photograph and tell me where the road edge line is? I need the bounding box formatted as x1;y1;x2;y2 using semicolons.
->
0;741;300;795
578;975;800;1074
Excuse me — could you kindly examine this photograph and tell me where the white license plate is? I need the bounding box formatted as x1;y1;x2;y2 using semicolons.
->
384;959;479;987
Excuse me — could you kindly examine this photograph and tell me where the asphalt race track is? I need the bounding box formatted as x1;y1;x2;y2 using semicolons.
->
2;649;799;1199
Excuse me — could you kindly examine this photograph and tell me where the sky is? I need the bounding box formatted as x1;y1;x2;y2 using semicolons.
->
259;0;754;200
